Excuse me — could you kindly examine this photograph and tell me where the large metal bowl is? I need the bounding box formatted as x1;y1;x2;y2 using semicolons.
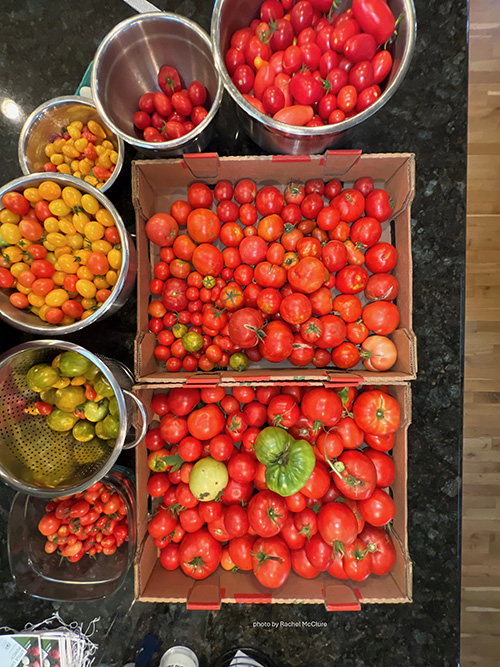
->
91;12;224;156
211;0;416;154
18;95;124;193
0;173;136;335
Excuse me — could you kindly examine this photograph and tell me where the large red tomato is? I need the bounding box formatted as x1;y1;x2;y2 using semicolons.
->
192;244;224;276
335;265;369;294
251;536;291;588
321;240;347;272
280;293;312;325
248;490;289;537
187;208;221;243
161;278;188;311
255;186;284;216
288;257;328;294
145;212;179;247
228;308;265;347
187;404;226;440
332;450;377;500
291;547;321;579
259;321;294;362
179;529;222;579
167;388;200;416
361;335;398;371
301;387;343;427
358;525;396;575
352;390;400;435
254;261;287;289
315;314;346;349
358;488;395;526
362;301;400;335
239;236;268;264
317;502;359;546
330;189;365;222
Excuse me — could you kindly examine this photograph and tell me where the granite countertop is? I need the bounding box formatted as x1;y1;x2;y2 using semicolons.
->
0;1;466;665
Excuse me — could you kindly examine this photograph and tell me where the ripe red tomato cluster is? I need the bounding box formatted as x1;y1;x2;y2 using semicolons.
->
146;175;399;373
225;0;398;126
37;482;129;562
145;384;399;587
133;64;210;142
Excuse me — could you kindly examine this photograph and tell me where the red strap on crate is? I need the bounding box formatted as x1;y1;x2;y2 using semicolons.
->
271;156;312;163
234;593;272;604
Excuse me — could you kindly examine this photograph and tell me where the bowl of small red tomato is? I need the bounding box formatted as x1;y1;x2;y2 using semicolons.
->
211;0;416;154
91;12;224;155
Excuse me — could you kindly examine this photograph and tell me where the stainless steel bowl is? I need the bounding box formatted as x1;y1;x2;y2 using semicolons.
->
18;95;124;193
211;0;416;154
91;12;224;156
0;173;136;335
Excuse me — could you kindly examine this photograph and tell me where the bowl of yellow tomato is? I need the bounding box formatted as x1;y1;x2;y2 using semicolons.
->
18;96;125;192
0;173;136;334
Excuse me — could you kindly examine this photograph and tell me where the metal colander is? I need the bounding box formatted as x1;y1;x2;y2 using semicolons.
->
0;340;147;498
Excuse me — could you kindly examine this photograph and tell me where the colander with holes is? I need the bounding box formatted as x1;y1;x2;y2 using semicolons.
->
0;339;147;497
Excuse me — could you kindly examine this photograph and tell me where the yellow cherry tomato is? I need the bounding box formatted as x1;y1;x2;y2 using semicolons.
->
79;159;92;175
95;208;114;227
23;187;42;203
28;292;46;308
54;246;72;259
57;164;72;175
44;217;60;233
84;221;104;241
77;265;94;281
10;262;29;278
107;248;122;270
96;183;105;190
70;120;83;131
110;151;119;165
0;209;20;224
91;239;112;254
74;137;88;153
81;297;96;310
58;219;76;236
67;126;81;140
3;246;24;264
58;254;80;274
70;375;87;386
81;310;94;320
61;315;75;326
52;270;66;286
38;182;62;201
45;143;56;158
70;160;80;173
93;275;109;290
0;223;21;245
81;194;99;216
73;171;82;179
43;241;56;252
45;289;69;307
76;279;96;299
45;252;56;265
16;283;32;295
77;249;91;265
88;120;106;138
52;376;70;389
73;211;90;233
46;232;67;248
48;199;71;217
62;186;82;209
53;138;65;152
66;233;84;250
62;145;80;159
38;304;51;321
106;269;118;286
84;175;98;186
50;153;64;166
95;145;105;157
102;140;114;150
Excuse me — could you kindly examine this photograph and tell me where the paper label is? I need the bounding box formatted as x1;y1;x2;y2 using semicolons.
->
0;634;41;667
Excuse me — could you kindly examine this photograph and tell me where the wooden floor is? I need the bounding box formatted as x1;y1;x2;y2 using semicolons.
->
462;0;500;664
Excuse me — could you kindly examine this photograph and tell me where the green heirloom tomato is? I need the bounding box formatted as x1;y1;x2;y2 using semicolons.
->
254;426;316;497
26;364;60;392
55;385;86;413
39;388;57;405
189;457;229;501
58;351;92;377
108;396;119;417
229;352;248;372
83;398;109;422
182;332;203;352
84;363;100;382
46;408;79;432
92;373;115;398
72;420;96;442
102;414;119;439
74;438;107;464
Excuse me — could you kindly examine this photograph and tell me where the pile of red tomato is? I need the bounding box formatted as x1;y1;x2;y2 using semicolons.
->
145;384;399;588
133;64;210;142
225;0;399;126
146;175;400;373
37;482;129;562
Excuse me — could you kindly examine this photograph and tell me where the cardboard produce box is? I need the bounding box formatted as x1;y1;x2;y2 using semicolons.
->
133;152;417;385
133;383;412;609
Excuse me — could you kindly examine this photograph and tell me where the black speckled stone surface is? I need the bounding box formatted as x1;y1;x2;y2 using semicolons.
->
0;1;465;665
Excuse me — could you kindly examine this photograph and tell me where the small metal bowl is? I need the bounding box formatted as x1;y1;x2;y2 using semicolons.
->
91;12;224;156
0;172;136;335
211;0;416;154
18;95;124;193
